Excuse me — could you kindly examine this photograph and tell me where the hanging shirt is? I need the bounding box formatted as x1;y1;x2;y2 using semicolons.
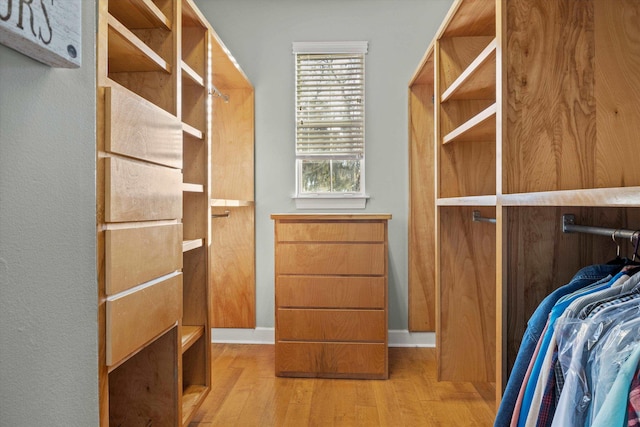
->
551;293;640;427
518;274;622;427
495;264;621;427
591;344;640;427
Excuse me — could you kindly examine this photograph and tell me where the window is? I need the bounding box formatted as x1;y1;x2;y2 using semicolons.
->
293;41;368;209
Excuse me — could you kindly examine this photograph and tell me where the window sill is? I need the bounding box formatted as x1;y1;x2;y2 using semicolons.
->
293;195;369;210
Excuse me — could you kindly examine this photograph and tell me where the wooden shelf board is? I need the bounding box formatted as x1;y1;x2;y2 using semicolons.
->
181;325;204;352
182;239;203;253
443;103;496;144
182;183;204;193
109;0;171;30
211;199;255;207
182;122;204;139
437;196;497;207
181;60;205;87
500;187;640;207
182;385;209;425
108;14;170;73
438;0;495;38
441;39;496;103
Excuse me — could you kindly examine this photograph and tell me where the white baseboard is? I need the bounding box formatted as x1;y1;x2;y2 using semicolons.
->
212;328;435;348
212;327;275;344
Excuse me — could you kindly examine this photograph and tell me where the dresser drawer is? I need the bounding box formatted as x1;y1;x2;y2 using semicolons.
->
106;273;182;367
276;276;385;309
276;221;385;242
276;242;385;276
277;309;386;342
276;342;387;379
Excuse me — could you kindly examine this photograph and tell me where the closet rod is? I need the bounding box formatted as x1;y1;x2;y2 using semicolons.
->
209;85;229;103
472;210;496;224
562;214;639;241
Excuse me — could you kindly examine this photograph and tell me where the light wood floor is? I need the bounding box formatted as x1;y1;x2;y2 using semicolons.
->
189;344;496;426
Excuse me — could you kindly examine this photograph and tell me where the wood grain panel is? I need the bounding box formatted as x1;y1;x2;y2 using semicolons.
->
211;88;254;201
210;206;256;328
183;191;208;241
109;70;177;115
438;206;495;382
275;342;387;379
182;83;206;134
438;139;496;198
105;84;182;168
277;309;386;342
106;273;182;366
105;156;182;222
108;326;179;426
105;223;182;295
183;131;207;185
504;0;596;194
183;245;209;327
440;99;494;140
276;243;385;276
439;36;493;95
277;276;385;309
276;221;384;243
210;33;252;90
182;24;207;79
439;0;495;38
594;0;640;189
409;84;436;332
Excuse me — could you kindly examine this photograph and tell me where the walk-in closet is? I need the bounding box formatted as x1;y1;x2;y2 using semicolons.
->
2;0;640;425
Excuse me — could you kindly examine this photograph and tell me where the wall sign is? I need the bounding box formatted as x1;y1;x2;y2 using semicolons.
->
0;0;81;68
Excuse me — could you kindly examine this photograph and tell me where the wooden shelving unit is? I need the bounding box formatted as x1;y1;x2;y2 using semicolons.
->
409;0;640;411
97;0;254;425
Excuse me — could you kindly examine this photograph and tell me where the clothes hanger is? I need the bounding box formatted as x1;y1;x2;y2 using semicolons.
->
606;230;625;265
631;231;640;262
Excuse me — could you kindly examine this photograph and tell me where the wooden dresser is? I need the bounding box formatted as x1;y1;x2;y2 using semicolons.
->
271;214;391;379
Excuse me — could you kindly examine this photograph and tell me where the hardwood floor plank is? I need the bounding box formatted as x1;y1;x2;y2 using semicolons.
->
190;344;496;426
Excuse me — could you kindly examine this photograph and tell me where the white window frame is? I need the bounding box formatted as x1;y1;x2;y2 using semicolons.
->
292;41;369;209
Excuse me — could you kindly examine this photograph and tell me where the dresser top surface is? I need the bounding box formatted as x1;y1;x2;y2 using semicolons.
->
270;213;392;221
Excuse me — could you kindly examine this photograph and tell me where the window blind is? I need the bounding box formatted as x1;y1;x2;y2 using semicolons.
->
295;46;366;158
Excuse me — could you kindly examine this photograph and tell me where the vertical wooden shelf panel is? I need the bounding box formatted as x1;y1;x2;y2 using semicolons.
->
210;205;256;328
209;30;256;329
179;1;211;424
438;206;495;382
408;44;436;332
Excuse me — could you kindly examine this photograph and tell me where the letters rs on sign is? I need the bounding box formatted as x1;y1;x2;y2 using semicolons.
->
0;0;81;68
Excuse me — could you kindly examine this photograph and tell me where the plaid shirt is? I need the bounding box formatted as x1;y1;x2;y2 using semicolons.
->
537;350;559;427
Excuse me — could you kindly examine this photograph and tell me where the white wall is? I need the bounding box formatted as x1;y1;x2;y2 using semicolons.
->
0;1;98;425
196;0;452;330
